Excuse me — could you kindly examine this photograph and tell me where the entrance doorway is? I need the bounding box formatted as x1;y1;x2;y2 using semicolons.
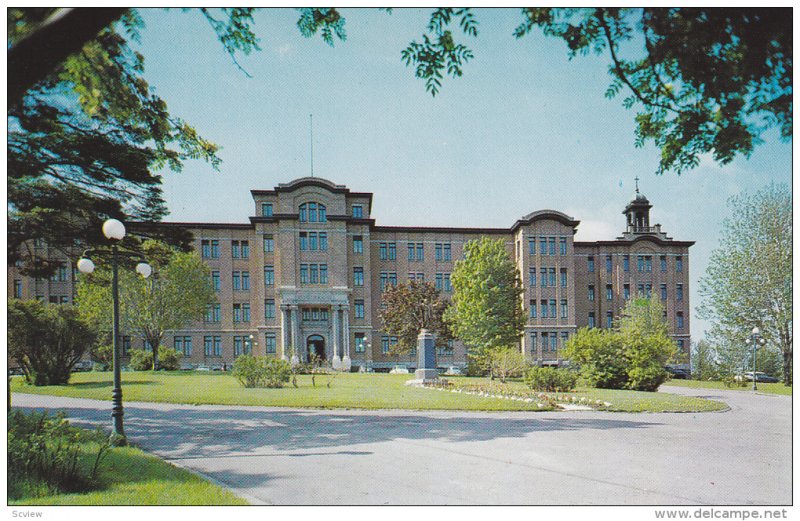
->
307;335;326;361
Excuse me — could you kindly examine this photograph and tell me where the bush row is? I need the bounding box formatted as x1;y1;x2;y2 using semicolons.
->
523;367;579;392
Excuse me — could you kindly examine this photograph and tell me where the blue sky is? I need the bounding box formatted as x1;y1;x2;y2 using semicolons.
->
133;8;792;340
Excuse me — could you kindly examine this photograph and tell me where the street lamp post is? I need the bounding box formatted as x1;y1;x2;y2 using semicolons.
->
747;327;766;392
77;219;151;446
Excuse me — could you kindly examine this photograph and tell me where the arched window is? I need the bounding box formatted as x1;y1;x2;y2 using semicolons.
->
299;202;327;223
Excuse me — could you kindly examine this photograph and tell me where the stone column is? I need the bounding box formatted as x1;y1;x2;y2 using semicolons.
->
331;306;342;370
341;306;351;372
281;306;291;362
413;329;438;383
291;306;301;363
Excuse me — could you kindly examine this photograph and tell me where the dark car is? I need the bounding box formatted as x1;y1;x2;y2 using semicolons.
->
665;367;691;379
736;371;780;383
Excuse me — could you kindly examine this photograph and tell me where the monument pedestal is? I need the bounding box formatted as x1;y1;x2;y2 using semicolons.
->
332;355;342;370
405;329;441;386
342;355;352;372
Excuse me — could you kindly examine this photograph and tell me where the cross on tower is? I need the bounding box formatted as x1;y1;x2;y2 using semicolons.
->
634;176;640;194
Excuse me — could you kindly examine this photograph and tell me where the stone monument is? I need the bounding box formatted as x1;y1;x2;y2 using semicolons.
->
405;329;440;386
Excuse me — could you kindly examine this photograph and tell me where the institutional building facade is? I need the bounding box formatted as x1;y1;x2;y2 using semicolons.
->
9;177;693;371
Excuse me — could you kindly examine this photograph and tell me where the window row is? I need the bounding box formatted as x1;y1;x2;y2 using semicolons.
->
587;283;684;301
529;267;568;288
126;333;278;356
530;331;570;353
302;307;329;321
201;240;250;259
587;254;684;273
527;237;568;256
299;202;327;223
529;299;569;319
300;264;328;284
299;231;328;251
407;242;425;262
587;311;684;329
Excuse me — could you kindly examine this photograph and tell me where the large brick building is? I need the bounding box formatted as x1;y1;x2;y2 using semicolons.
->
9;177;693;371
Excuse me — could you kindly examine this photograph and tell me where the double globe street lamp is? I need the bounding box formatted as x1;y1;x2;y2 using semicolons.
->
77;219;151;445
746;327;766;392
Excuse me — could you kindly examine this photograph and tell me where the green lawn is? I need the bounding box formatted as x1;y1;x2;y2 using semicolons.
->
11;370;725;412
662;378;792;396
10;440;247;506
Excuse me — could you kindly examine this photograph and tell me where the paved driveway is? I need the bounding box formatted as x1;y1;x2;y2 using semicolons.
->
11;386;791;505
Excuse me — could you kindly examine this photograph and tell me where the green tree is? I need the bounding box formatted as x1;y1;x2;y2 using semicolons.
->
487;347;528;383
690;340;719;381
9;299;98;385
76;240;215;370
445;237;524;364
379;281;451;355
698;184;792;385
564;296;676;391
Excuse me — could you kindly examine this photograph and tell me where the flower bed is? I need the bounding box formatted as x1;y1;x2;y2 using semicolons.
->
422;379;612;410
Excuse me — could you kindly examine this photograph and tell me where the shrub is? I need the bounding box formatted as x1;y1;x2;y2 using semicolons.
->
8;299;97;385
158;348;182;371
129;349;154;371
91;344;113;371
487;347;528;382
232;356;292;388
8;411;111;499
463;355;489;377
524;367;578;392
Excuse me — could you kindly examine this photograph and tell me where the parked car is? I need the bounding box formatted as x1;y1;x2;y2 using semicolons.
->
665;366;691;379
735;371;780;383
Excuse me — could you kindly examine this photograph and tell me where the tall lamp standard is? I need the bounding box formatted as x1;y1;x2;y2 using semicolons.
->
77;219;151;445
747;327;766;392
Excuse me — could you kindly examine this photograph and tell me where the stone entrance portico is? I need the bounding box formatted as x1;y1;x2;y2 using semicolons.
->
280;288;351;370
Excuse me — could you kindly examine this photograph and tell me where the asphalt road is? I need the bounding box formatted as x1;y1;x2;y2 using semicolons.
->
11;385;791;505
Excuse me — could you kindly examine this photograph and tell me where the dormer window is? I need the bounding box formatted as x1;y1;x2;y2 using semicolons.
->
299;202;327;223
352;205;363;218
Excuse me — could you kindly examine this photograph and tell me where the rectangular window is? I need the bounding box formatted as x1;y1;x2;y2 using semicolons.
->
529;300;537;318
381;272;389;291
416;243;424;262
234;336;243;356
201;240;211;258
354;267;364;286
540;300;548;318
211;271;220;291
548;238;556;256
676;284;684;301
319;232;328;251
242;303;250;322
211;240;219;258
528;238;536;255
299;232;308;250
309;232;318;251
379;242;387;260
549;299;556;318
408;243;415;261
435;273;443;291
241;241;249;258
13;280;22;298
606;255;612;273
204;336;213;356
606;284;613;301
676;256;683;272
355;300;365;319
355;333;366;353
381;335;390;354
606;312;613;328
353;235;363;254
529;268;536;287
588;256;595;272
241;271;250;290
560;299;568;319
261;202;273;217
301;264;309;284
264;333;277;354
624;284;630;300
645;256;653;272
174;336;191;356
232;241;241;258
263;235;274;253
588;312;595;328
264;265;274;286
265;299;275;319
660;255;667;272
389;272;397;287
623;255;630;272
560;268;567;287
548;268;556;287
540;268;547;287
205;303;221;323
388;242;396;260
352;205;363;218
588;285;595;301
443;243;451;261
232;271;241;290
233;303;242;322
541;332;548;351
50;263;68;282
540;237;547;255
435;243;443;261
310;264;319;283
638;283;645;296
560;332;569;349
550;333;557;352
560;237;567;255
444;273;452;292
645;284;652;298
677;312;685;329
661;283;668;300
637;255;644;272
531;332;538;352
320;264;328;284
214;336;222;356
